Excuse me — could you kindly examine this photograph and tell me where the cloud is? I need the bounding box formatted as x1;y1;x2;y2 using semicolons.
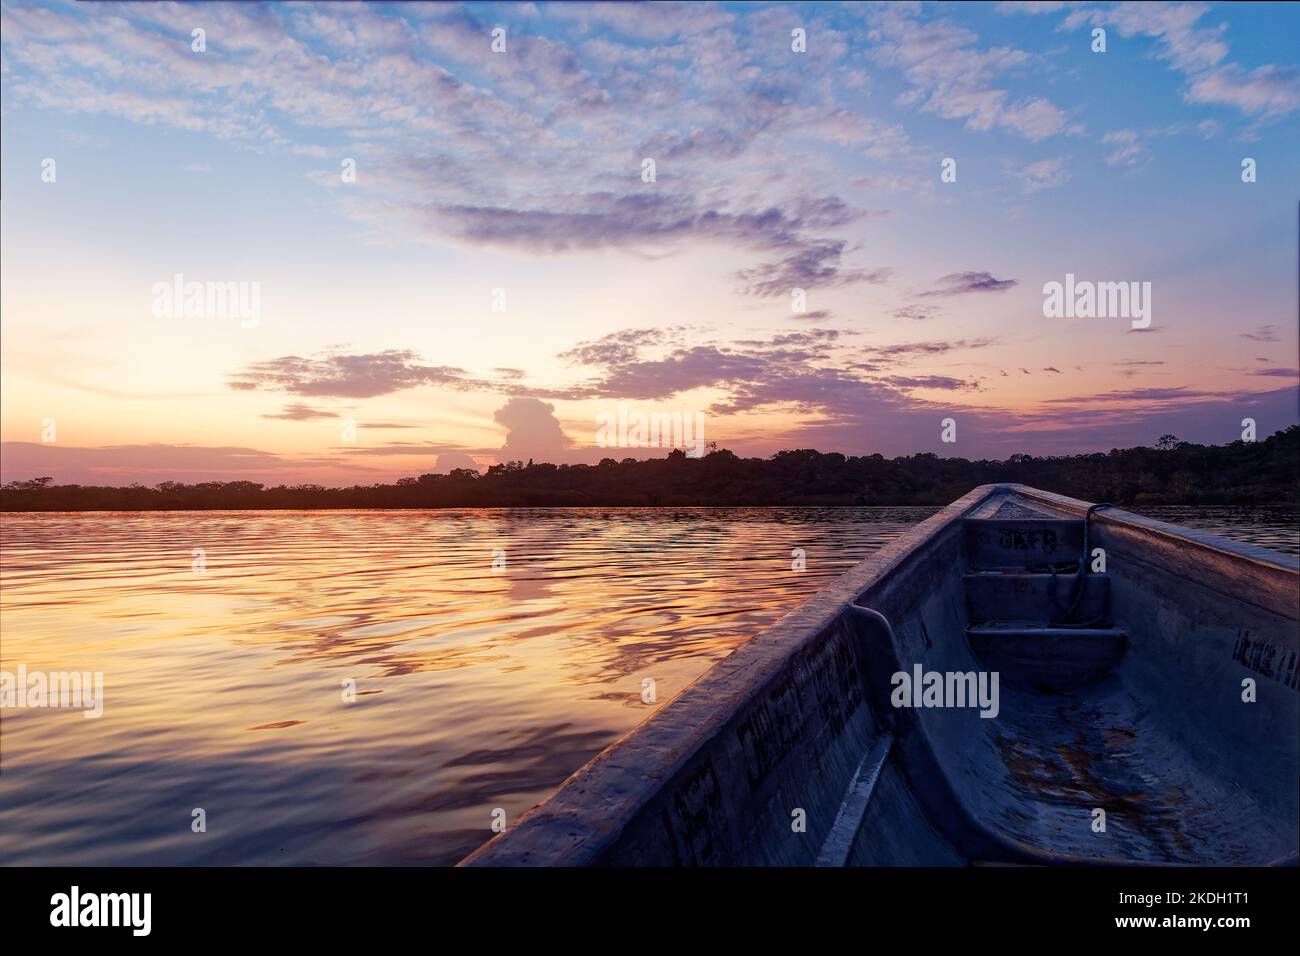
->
5;2;1293;465
919;272;1018;297
883;375;983;391
868;5;1073;140
1101;128;1147;167
994;2;1083;13
336;441;465;457
262;402;336;421
411;194;885;293
732;329;847;352
736;242;892;297
1116;360;1166;378
0;2;896;293
589;345;774;400
1037;2;1300;120
1014;156;1071;192
493;397;574;462
1241;324;1280;342
1186;64;1300;118
1042;385;1220;404
558;326;691;368
546;1;733;41
1061;2;1230;73
982;385;1300;455
229;349;478;398
552;326;996;430
432;451;481;473
863;337;1000;363
0;441;311;485
892;304;940;321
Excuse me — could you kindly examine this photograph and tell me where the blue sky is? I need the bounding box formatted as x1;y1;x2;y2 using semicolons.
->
1;1;1297;484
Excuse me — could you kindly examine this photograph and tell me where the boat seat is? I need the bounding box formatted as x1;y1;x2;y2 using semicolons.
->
963;571;1109;622
966;623;1127;686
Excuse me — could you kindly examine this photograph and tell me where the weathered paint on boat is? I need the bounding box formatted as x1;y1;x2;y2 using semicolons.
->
461;485;1300;866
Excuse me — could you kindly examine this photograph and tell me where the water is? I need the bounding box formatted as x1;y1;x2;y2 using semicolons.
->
1127;505;1300;554
0;507;930;865
1;505;1293;866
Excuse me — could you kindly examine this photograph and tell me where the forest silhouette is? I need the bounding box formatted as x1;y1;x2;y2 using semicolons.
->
3;427;1297;511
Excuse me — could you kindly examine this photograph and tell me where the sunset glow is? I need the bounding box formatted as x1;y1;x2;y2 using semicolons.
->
2;0;1297;484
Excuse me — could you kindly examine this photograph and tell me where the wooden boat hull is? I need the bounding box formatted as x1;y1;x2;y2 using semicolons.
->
462;485;1299;866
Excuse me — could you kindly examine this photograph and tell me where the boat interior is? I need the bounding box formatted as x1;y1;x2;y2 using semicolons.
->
463;485;1299;867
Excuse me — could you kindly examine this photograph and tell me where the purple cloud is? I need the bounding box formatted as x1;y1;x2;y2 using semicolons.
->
892;304;940;321
230;350;477;398
919;272;1018;297
883;375;982;391
863;337;999;362
1242;324;1280;342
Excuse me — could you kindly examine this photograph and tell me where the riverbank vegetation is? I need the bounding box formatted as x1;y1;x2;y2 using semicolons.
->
3;427;1297;511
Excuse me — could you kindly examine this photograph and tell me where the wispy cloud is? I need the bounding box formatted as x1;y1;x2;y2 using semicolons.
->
869;5;1074;140
1242;324;1280;342
869;336;998;357
919;272;1019;297
1101;128;1148;167
0;1;897;292
1115;360;1166;378
1186;63;1300;118
261;402;336;421
230;350;478;398
736;243;892;297
1012;156;1072;192
1027;1;1300;121
892;304;941;321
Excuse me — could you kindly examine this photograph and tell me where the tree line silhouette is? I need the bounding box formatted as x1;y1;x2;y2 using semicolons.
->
3;427;1297;511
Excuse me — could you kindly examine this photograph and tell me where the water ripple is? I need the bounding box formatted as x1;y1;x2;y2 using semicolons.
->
1;505;1292;865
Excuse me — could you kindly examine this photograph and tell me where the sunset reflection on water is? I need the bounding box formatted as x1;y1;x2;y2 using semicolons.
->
0;507;935;865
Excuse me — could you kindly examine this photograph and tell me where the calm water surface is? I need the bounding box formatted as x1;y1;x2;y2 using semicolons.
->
1;505;1294;865
1127;504;1300;553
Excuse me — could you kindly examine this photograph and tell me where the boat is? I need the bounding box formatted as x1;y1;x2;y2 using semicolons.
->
461;484;1299;866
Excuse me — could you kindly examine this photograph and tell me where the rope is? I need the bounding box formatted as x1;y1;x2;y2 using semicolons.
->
1050;502;1112;627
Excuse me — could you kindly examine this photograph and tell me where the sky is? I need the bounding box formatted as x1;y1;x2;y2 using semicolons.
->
1;0;1297;486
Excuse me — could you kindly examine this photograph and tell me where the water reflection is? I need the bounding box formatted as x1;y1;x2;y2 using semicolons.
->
0;505;1293;865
